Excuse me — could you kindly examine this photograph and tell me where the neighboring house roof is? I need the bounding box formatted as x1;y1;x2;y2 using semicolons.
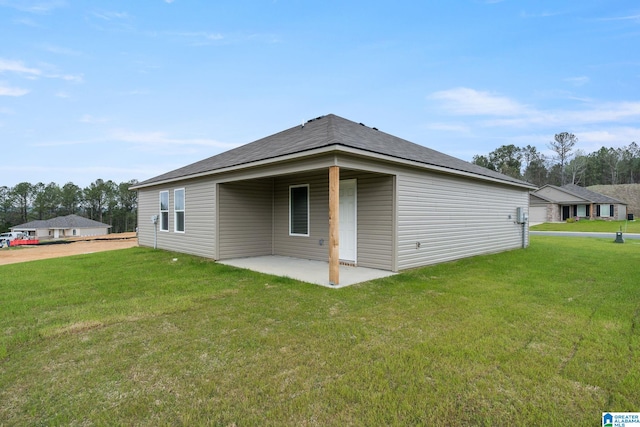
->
560;184;626;204
11;214;112;230
132;114;534;189
535;184;626;205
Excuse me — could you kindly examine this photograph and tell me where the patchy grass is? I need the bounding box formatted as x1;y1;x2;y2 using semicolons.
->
531;219;640;233
1;238;639;426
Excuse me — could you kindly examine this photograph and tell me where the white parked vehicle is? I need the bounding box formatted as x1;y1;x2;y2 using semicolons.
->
0;231;27;248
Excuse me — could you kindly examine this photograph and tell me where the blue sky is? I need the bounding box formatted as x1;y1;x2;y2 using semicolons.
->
1;0;639;188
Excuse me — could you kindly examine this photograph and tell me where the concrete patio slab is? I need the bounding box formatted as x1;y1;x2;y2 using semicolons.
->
218;255;396;288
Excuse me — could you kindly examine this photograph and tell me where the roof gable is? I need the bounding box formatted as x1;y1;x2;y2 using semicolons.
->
133;114;533;188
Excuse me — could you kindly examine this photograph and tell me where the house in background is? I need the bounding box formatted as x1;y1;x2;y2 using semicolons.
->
529;184;627;223
131;114;535;286
11;214;111;239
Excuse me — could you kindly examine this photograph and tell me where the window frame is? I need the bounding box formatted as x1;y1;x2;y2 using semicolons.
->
159;191;169;232
174;188;185;233
597;204;613;218
289;184;310;237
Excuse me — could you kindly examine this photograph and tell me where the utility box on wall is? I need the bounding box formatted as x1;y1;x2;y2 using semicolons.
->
516;207;528;224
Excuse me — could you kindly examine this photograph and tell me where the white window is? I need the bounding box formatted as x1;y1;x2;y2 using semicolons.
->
597;204;614;217
174;188;185;233
289;184;309;236
159;191;169;231
577;205;586;217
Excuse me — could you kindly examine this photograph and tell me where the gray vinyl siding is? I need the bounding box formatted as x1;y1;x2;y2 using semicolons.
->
342;171;394;270
273;171;329;262
396;169;529;271
137;152;529;272
271;170;394;270
218;179;273;259
137;177;216;259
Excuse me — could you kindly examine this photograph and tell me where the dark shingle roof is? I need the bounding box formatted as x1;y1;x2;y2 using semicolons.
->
12;214;111;230
560;184;626;204
133;114;533;188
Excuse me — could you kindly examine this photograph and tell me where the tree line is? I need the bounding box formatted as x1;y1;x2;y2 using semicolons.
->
0;179;138;234
472;132;640;188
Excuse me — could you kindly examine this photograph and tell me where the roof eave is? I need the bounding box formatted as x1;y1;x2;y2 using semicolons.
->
131;144;536;190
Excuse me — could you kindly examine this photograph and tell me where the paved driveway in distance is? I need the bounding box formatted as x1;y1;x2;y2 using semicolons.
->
530;231;640;240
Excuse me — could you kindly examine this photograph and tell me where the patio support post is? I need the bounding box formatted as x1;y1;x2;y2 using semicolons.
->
590;203;594;220
329;165;340;285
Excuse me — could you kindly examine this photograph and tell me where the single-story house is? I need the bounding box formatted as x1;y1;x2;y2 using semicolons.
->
131;114;535;285
11;214;112;239
530;184;627;222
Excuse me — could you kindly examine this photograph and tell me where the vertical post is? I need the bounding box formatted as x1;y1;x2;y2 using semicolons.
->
329;166;340;286
590;203;594;220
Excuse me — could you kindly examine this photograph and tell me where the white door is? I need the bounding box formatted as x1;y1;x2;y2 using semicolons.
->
339;179;357;262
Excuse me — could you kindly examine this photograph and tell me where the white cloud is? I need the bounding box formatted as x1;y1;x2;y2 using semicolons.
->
13;17;39;26
0;0;67;14
0;59;42;76
578;127;640;145
520;10;564;18
112;129;239;150
597;14;640;22
48;73;83;82
424;122;471;133
80;114;109;124
564;76;589;86
0;58;82;85
0;84;29;96
429;87;530;116
41;44;83;56
165;31;224;43
91;10;130;21
429;87;640;129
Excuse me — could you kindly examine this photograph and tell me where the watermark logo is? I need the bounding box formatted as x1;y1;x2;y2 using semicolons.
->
603;413;613;427
603;412;640;427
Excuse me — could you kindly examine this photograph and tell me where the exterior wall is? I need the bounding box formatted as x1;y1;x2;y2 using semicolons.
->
343;171;394;270
273;170;330;262
67;227;109;237
396;168;529;271
217;179;273;259
137;177;216;259
34;229;52;239
529;206;547;223
615;204;627;220
136;152;530;273
271;169;394;271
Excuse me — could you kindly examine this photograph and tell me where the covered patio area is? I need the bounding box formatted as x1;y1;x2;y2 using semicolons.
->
218;255;396;288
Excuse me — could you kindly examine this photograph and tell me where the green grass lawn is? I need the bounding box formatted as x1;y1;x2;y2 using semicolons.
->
1;237;639;426
531;219;640;233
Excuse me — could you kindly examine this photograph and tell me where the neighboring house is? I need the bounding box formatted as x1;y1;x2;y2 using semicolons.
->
11;214;111;239
131;114;535;285
530;184;627;222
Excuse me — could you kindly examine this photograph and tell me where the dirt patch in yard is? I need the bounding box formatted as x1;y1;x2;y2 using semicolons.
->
0;232;138;266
